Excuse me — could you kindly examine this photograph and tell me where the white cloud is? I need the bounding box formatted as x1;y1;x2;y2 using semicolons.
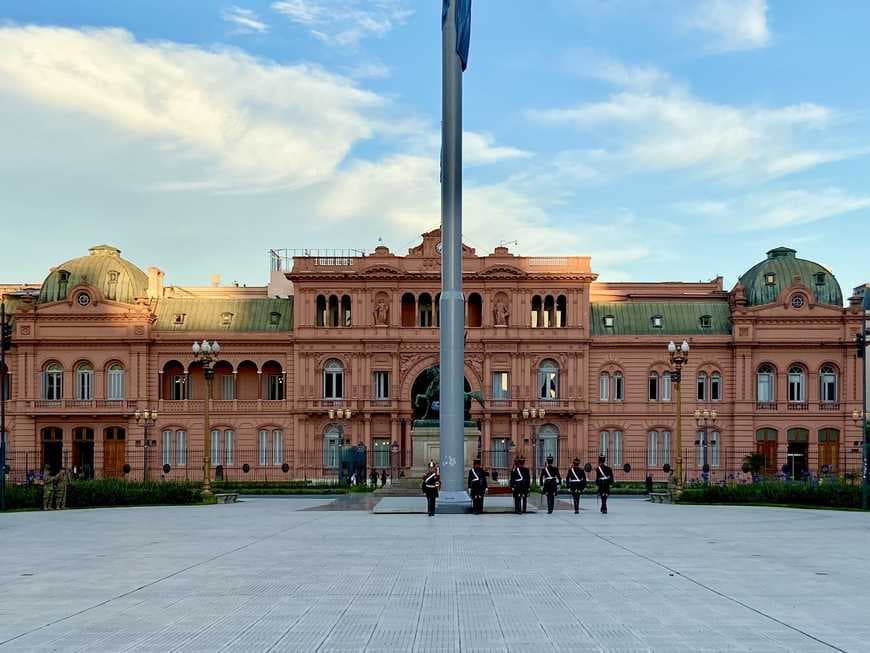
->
686;0;770;52
271;0;413;47
346;60;391;80
463;132;533;166
528;68;850;182
0;25;385;190
677;187;870;230
221;6;269;34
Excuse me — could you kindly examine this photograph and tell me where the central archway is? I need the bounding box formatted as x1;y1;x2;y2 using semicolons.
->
410;365;474;423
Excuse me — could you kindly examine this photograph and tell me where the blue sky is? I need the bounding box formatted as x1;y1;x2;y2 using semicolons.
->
1;0;868;296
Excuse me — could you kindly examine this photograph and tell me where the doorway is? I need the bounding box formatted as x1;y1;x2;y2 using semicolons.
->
104;427;126;478
818;428;840;473
41;427;63;474
786;428;809;479
72;427;95;478
755;428;778;476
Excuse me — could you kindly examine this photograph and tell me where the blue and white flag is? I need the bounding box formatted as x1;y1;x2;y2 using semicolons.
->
443;0;472;71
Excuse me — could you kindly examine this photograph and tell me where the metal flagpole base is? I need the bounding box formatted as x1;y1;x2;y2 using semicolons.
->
436;490;472;514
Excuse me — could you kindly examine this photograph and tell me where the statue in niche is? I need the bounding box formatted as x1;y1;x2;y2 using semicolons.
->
493;297;510;326
373;298;390;326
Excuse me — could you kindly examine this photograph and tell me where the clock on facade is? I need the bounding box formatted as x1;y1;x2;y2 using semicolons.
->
76;292;91;306
435;241;443;254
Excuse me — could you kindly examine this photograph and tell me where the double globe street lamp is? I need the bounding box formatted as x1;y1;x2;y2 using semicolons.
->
694;408;718;483
134;408;158;482
192;340;220;497
667;340;690;495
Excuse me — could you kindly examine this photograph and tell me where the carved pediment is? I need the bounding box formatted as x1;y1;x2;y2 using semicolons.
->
362;264;403;276
476;265;526;278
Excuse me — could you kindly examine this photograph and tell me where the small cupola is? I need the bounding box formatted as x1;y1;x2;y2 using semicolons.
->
766;247;797;260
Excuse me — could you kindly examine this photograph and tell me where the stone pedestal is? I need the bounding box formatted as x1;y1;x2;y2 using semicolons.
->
410;423;479;477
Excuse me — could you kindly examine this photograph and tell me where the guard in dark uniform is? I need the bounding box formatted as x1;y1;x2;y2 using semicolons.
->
595;455;614;514
421;462;440;516
566;457;587;514
539;455;562;514
467;458;488;514
509;456;531;514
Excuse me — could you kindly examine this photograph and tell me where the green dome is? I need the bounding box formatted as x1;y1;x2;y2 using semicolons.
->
38;245;148;305
738;247;842;307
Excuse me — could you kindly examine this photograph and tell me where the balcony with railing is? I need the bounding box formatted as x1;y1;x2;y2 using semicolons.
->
27;399;139;414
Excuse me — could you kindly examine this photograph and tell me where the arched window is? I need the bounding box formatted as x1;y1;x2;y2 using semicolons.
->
710;372;722;402
756;364;775;403
401;293;416;327
418;293;433;327
820;365;837;403
323;359;344;399
556;295;567;328
599;373;609;401
57;270;70;300
327;295;340;327
467;293;482;328
538;359;559;400
648;372;659;401
788;366;806;403
612;372;624;401
323;425;342;469
696;372;707;402
543;295;555;328
75;362;94;401
537;424;559;468
648;430;658;466
43;363;64;400
340;295;352;327
316;295;327;327
661;372;671;401
106;363;125;400
263;361;285;401
434;292;441;327
531;295;542;328
215;361;235;400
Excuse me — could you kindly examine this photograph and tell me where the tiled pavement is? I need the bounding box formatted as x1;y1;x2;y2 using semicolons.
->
1;495;869;652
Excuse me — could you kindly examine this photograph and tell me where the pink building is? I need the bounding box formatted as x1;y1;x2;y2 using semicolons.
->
1;232;865;483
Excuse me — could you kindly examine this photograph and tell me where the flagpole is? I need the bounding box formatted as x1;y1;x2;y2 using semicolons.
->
438;0;468;508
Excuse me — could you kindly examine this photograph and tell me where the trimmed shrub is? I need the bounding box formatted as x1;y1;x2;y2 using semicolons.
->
677;480;861;509
4;480;203;511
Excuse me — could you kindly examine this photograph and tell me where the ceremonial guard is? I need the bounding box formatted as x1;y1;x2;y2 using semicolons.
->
539;455;562;514
421;462;441;517
566;458;587;514
595;455;614;514
509;456;531;514
55;467;70;510
41;466;56;511
467;458;488;514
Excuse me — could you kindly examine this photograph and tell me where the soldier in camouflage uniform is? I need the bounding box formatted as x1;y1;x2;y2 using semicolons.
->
42;466;56;511
54;467;70;510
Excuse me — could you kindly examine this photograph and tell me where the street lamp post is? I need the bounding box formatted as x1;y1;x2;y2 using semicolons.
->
521;406;546;469
192;340;219;498
668;340;690;494
852;409;868;509
694;408;718;484
134;409;158;482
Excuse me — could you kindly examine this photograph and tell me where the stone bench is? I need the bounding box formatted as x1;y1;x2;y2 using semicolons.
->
214;493;239;504
649;492;672;504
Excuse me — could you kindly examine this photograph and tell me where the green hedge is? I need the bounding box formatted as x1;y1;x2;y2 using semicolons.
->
677;481;861;509
4;480;203;510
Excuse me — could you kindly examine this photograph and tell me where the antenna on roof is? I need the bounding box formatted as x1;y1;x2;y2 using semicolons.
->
498;240;519;248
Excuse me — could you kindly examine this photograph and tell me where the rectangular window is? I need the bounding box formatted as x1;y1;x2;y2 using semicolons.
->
612;431;622;466
107;369;124;400
324;371;343;399
599;431;609;457
711;431;720;467
44;372;62;400
76;369;93;401
323;435;340;469
539;371;558;400
259;430;269;466
162;430;173;466
211;429;221;466
374;371;390;400
492;372;510;400
697;430;705;467
171;375;187;400
758;375;772;402
711;374;721;401
492;438;508;470
220;375;235;400
613;375;624;401
176;430;187;465
648;375;658;401
273;430;283;465
697;375;706;401
599;374;609;401
661;373;671;401
266;374;284;400
648;431;658;466
788;374;804;402
224;430;235;465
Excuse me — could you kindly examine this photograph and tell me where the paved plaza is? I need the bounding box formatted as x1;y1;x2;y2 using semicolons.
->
1;495;869;652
